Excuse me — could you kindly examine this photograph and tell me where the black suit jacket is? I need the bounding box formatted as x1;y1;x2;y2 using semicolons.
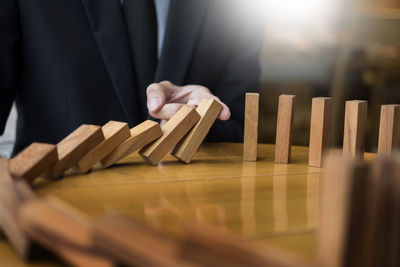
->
0;0;264;155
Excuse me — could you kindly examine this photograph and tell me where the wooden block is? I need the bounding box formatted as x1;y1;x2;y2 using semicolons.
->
139;106;200;165
46;124;105;179
92;213;190;267
377;104;400;154
9;142;58;183
101;120;162;168
242;93;259;162
172;98;223;164
342;100;368;159
180;224;311;267
0;159;36;259
275;95;295;164
317;153;367;267
77;121;130;173
19;197;114;267
308;97;332;167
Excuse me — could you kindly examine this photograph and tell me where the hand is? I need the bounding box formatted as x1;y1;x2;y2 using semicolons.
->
146;81;231;123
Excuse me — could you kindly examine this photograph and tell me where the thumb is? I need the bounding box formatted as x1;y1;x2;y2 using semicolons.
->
146;83;167;112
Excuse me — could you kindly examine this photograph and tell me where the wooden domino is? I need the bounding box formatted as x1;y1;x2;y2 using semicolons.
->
172;98;223;163
139;106;200;165
92;213;188;266
377;104;400;154
342;100;368;159
9;142;58;183
77;121;130;173
242;93;259;162
308;97;332;167
46;124;105;179
101;120;162;168
275;95;296;164
19;197;114;267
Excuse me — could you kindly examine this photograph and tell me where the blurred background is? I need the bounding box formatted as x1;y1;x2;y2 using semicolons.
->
259;0;400;151
1;0;400;156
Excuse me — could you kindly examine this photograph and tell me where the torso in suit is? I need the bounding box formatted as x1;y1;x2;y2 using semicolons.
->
0;0;264;155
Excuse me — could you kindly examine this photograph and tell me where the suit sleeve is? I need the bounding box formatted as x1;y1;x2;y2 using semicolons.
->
208;1;265;142
0;0;19;134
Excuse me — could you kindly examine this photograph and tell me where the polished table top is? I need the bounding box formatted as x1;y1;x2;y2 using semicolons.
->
0;143;374;266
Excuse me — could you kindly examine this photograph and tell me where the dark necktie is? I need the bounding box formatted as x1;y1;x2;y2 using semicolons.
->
122;0;158;117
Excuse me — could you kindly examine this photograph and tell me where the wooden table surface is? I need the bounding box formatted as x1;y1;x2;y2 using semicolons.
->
0;143;374;266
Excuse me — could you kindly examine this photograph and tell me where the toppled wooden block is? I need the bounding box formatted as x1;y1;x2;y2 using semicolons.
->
92;213;190;267
377;104;400;154
139;106;200;165
180;224;311;267
275;95;295;164
308;97;332;167
342;100;368;159
101;120;162;168
77;121;130;173
0;158;36;259
172;98;222;164
19;197;114;267
242;93;259;162
9;142;58;183
46;124;105;179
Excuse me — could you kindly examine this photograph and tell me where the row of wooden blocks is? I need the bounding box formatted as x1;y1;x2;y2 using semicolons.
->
8;98;223;183
243;93;400;167
0;158;309;267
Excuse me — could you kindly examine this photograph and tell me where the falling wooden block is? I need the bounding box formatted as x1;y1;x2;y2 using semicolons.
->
180;224;311;267
101;120;162;168
172;98;223;164
92;213;189;267
0;159;37;259
46;124;105;179
139;106;200;165
317;153;367;267
342;100;368;159
19;197;114;267
275;95;295;164
242;93;259;162
9;143;58;183
77;121;130;173
308;97;332;167
377;104;400;154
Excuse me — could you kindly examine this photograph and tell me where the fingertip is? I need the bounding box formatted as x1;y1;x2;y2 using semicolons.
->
148;97;162;112
218;107;231;121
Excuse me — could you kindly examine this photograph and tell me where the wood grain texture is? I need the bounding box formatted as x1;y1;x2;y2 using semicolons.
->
92;213;190;267
308;98;332;167
9;143;58;183
101;120;162;168
172;98;223;164
343;100;368;159
46;125;105;179
77;121;130;173
19;197;114;267
377;105;400;154
275;95;296;164
243;93;259;162
139;106;200;165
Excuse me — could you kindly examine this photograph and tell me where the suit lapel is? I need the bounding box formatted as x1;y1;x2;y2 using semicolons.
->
80;0;141;125
155;0;210;85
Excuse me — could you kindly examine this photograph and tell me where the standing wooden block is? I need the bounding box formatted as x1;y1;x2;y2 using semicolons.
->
172;98;223;164
242;93;259;162
308;97;333;167
378;105;400;154
139;106;200;165
101;120;162;168
343;100;368;159
77;121;130;173
19;197;114;267
275;95;296;164
46;124;105;179
9;143;58;183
